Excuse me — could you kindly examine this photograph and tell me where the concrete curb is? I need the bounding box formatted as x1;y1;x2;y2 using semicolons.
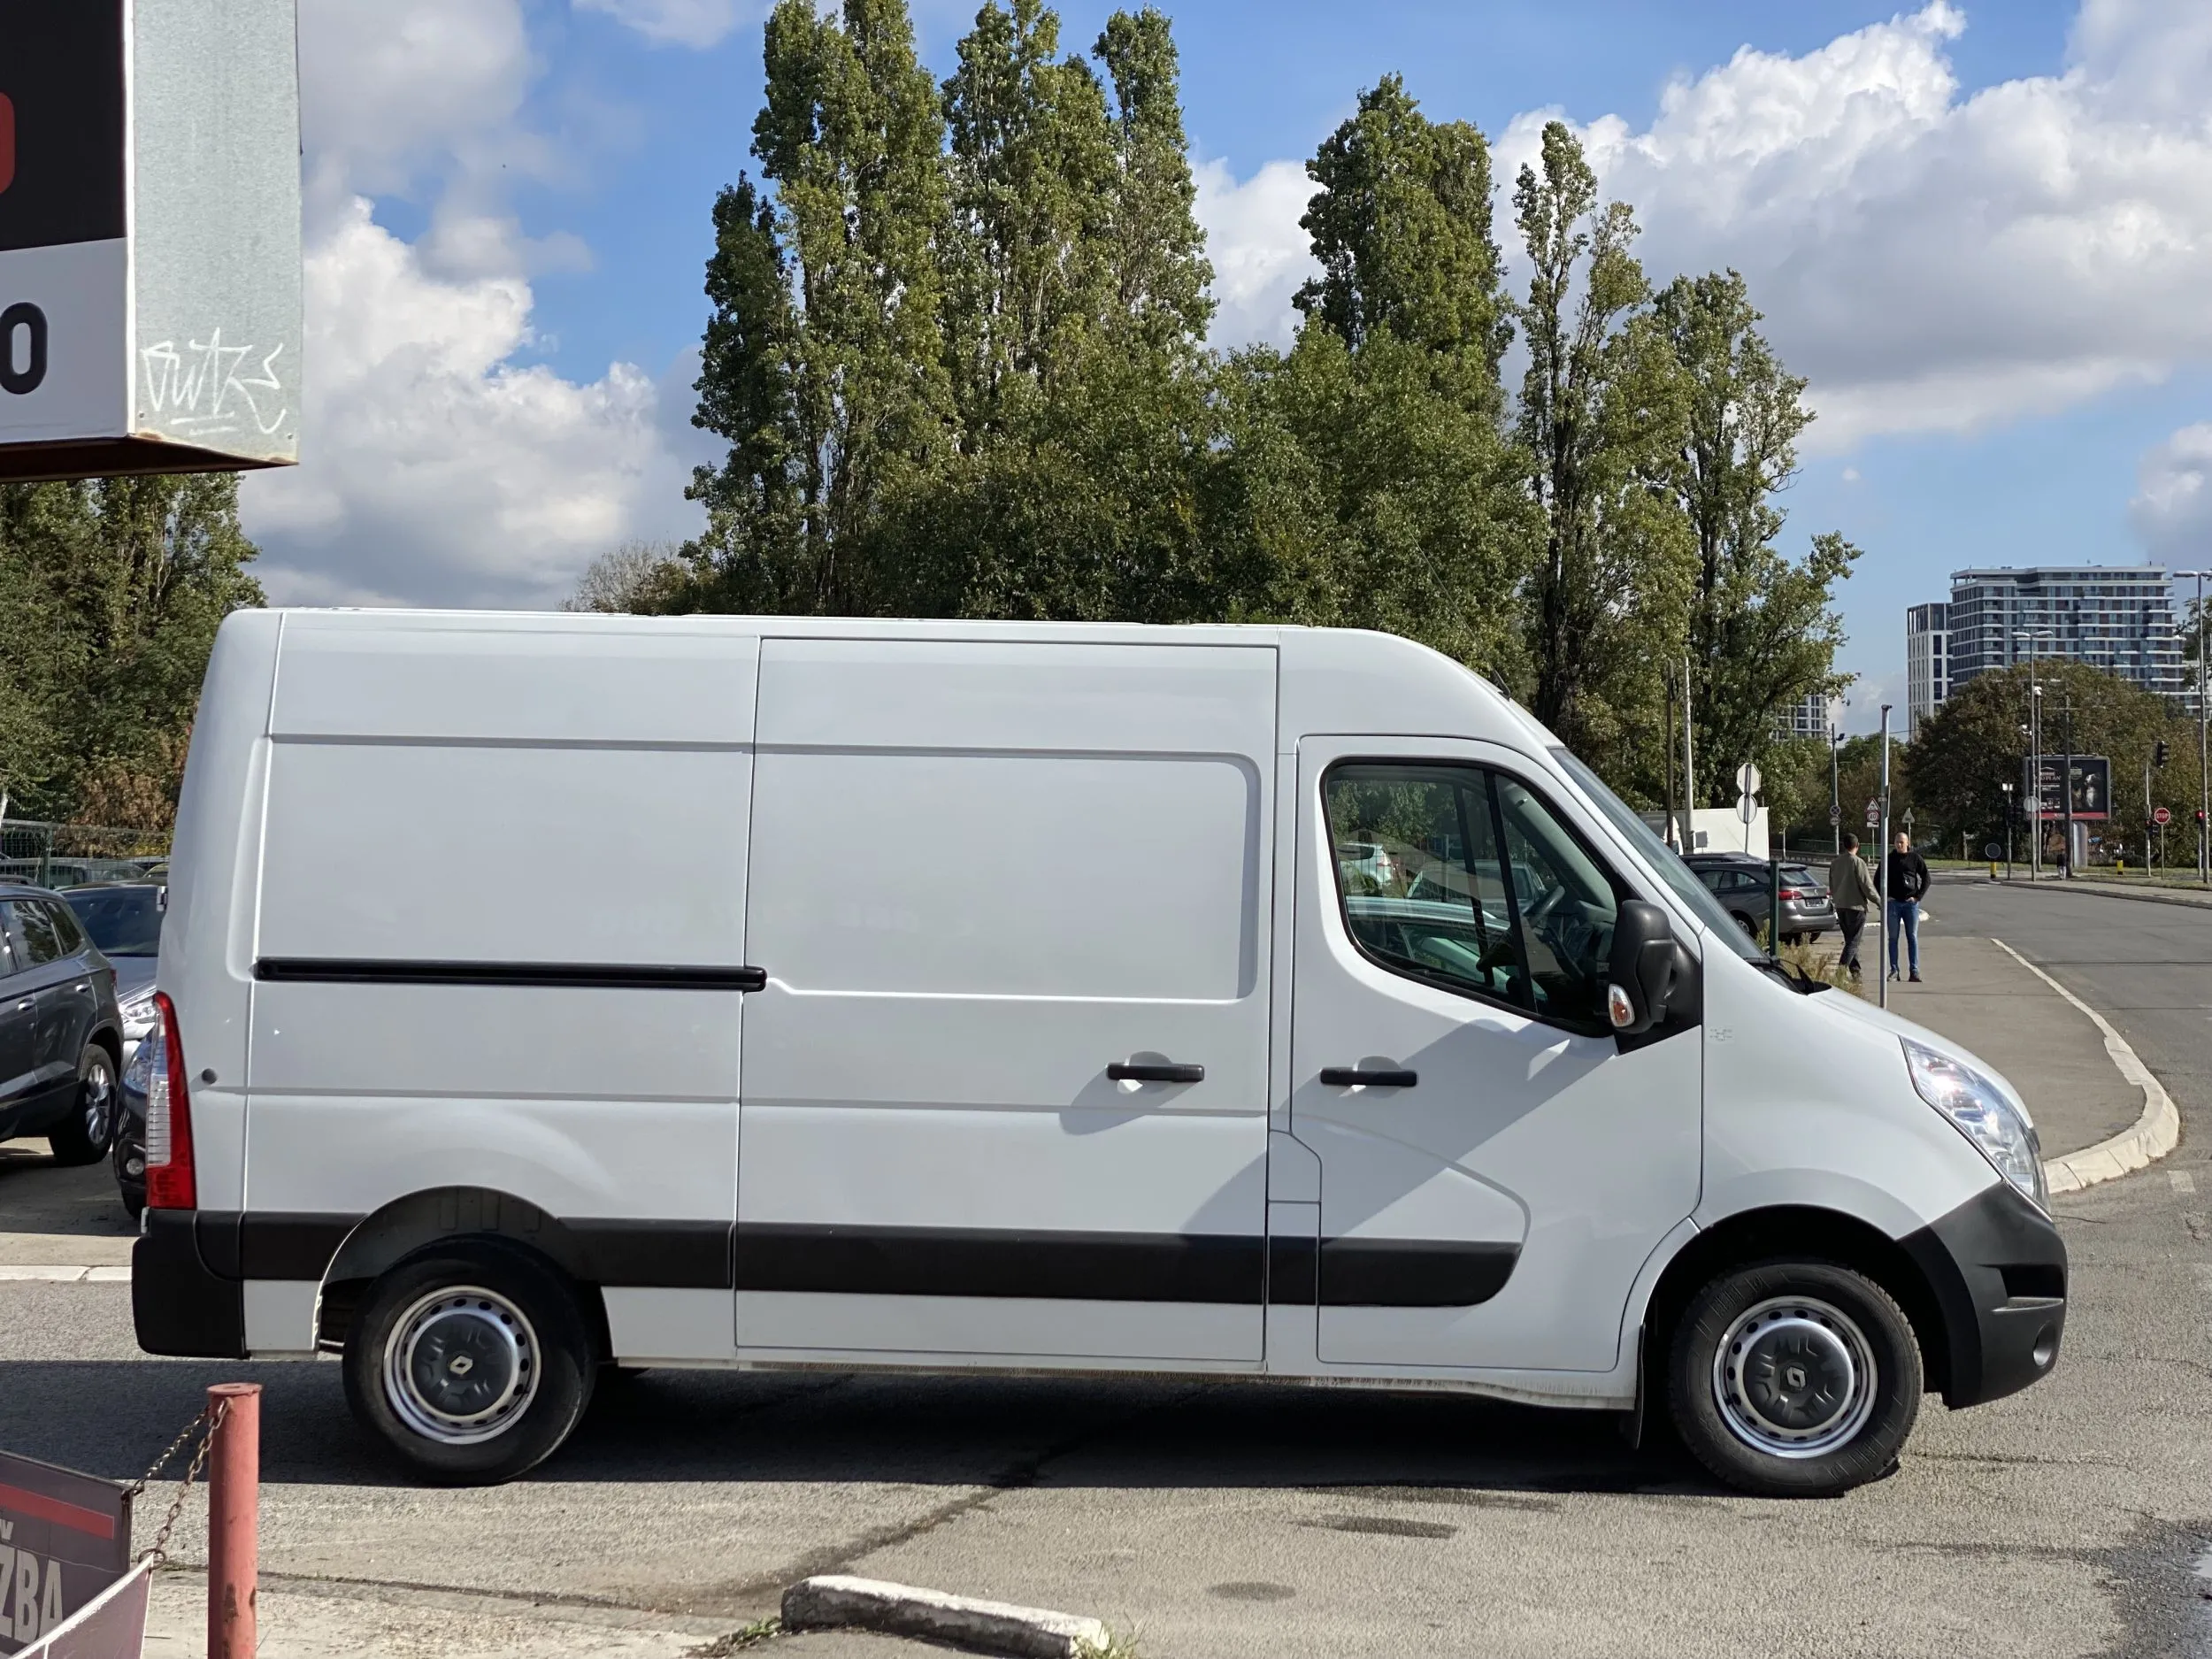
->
1984;875;2212;912
0;1264;131;1282
1991;938;2183;1194
781;1575;1110;1658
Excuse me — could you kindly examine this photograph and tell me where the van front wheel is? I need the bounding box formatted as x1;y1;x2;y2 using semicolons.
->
1667;1259;1921;1497
343;1244;595;1485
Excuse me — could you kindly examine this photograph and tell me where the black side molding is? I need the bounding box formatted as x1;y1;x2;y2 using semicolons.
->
255;959;767;992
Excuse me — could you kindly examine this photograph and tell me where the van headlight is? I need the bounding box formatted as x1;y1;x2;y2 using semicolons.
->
1902;1038;2047;1210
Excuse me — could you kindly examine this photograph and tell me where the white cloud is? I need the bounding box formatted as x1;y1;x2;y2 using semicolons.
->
1525;0;2212;449
1193;157;1317;349
1201;2;2212;450
243;0;705;609
2128;421;2212;564
247;200;702;608
574;0;752;50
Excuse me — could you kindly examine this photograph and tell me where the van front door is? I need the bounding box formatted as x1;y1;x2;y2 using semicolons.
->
1289;738;1701;1373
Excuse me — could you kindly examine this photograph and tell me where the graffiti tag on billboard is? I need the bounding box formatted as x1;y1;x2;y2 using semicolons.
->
140;329;288;437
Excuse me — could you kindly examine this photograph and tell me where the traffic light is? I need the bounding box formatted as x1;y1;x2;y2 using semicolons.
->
2154;740;2170;767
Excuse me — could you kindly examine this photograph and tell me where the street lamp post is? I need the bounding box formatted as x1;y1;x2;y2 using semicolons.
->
2000;780;2015;880
1878;703;1893;1009
2179;569;2210;886
1831;724;1843;857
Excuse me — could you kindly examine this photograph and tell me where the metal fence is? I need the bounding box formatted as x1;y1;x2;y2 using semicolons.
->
0;818;170;889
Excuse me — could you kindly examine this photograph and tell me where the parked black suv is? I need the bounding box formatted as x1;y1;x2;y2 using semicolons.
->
0;883;127;1164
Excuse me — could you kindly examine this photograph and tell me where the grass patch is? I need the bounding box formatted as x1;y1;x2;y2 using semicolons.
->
1081;1629;1142;1659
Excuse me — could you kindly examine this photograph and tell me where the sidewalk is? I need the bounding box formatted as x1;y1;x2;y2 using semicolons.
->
1873;934;2142;1159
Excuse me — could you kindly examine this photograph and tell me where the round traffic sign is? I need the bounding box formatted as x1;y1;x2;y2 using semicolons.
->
1827;803;1842;825
1984;841;2003;860
2154;806;2171;826
1864;800;1880;828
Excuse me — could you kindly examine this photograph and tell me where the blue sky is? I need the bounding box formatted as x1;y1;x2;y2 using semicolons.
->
245;1;2212;732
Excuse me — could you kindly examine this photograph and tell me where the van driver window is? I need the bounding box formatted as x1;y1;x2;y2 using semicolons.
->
1325;764;1621;1031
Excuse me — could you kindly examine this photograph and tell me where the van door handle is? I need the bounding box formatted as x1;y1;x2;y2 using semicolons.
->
1108;1060;1205;1084
1320;1067;1418;1088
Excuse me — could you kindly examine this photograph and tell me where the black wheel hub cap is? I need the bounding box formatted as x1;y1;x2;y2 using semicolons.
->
1741;1324;1851;1432
408;1310;518;1418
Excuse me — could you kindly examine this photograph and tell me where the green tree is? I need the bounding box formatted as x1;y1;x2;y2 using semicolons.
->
1907;661;2195;856
940;0;1115;438
687;0;953;615
1294;75;1509;388
1511;119;1692;764
1652;271;1857;804
1090;8;1213;358
0;475;264;827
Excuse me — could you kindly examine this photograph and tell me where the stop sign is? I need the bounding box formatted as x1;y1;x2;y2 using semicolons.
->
2154;806;2171;826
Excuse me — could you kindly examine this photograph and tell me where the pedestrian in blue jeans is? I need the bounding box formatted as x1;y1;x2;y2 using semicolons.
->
1883;832;1930;982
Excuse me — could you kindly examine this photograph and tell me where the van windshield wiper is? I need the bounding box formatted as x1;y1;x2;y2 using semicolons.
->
1760;955;1832;995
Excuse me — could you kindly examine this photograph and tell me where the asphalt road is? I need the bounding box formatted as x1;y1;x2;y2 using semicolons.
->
2;879;2208;1658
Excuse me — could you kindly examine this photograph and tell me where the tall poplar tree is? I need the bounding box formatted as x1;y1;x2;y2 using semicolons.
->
687;0;952;614
1655;270;1858;803
1513;120;1690;760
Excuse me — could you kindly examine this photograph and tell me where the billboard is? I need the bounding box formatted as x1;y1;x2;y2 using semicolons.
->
0;1448;132;1654
2024;755;2110;821
0;0;299;481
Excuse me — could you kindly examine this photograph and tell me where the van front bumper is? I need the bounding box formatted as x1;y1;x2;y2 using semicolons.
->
133;1210;247;1359
1900;1179;2066;1409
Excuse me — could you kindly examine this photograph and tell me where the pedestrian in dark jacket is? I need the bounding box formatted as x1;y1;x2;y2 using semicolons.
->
1826;834;1877;979
1881;833;1930;982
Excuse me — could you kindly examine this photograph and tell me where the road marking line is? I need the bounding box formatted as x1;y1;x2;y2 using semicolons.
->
2175;1171;2198;1195
0;1265;130;1282
1993;937;2183;1194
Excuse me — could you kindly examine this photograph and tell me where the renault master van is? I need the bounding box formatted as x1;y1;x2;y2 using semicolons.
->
134;611;2065;1495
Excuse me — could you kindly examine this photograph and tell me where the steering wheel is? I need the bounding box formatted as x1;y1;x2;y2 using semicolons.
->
1524;883;1568;931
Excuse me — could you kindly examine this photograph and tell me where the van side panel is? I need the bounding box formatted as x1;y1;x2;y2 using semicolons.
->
163;608;283;1214
237;617;757;1353
738;639;1276;1364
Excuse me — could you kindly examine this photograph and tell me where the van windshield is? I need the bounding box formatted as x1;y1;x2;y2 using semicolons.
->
1547;748;1765;963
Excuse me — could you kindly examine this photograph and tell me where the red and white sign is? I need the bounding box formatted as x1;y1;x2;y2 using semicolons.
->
2153;806;2171;826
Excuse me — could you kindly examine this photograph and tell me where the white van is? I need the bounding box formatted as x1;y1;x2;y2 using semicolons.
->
134;611;2065;1495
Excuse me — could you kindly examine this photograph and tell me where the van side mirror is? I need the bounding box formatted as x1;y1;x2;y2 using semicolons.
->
1607;899;1683;1035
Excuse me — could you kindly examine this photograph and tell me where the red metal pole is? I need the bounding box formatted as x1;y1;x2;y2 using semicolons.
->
206;1383;260;1659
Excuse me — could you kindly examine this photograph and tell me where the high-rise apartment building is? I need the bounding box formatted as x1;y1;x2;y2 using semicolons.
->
1777;691;1834;741
1906;602;1949;738
1906;567;2184;729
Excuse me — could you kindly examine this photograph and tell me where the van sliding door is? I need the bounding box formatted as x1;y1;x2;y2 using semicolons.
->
737;638;1276;1366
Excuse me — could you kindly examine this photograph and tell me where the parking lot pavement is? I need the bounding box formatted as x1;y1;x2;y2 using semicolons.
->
1;879;2208;1656
0;1136;135;1266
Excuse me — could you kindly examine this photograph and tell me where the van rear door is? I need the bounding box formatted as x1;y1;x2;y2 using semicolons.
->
737;637;1276;1365
243;616;758;1356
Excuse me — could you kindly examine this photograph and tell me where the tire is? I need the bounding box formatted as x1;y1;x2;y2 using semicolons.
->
1733;912;1759;939
47;1045;118;1166
1667;1259;1922;1498
112;1114;145;1220
342;1241;596;1485
1782;933;1802;947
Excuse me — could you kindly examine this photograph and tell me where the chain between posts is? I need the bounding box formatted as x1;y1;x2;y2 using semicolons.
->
128;1397;230;1568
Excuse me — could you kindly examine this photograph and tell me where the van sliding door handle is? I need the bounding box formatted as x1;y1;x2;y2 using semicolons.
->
1108;1060;1205;1084
1320;1067;1418;1088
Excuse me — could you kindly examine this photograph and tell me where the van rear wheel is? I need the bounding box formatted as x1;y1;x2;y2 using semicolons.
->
1667;1259;1921;1497
343;1243;595;1485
